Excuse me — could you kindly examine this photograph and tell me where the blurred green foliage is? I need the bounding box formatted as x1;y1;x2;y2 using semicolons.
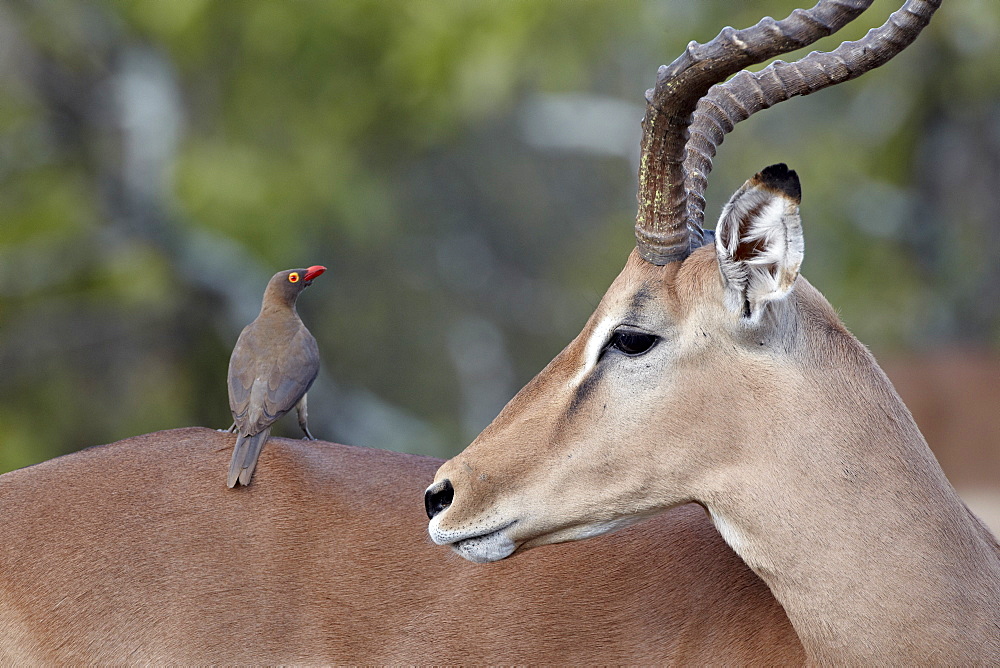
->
1;0;998;474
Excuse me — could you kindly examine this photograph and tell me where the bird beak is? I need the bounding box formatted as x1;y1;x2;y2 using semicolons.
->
303;265;327;284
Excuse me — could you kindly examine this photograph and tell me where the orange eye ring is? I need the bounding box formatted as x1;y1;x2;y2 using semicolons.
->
288;272;300;283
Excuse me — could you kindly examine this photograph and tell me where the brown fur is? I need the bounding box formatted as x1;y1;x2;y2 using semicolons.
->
432;242;1000;664
0;427;804;664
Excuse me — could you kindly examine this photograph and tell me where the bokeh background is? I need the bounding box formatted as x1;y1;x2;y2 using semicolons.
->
1;0;997;526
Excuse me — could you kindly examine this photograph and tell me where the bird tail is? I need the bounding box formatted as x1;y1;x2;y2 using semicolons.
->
226;427;271;488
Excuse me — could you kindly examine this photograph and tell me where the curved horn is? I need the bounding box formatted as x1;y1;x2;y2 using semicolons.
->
684;0;941;234
636;0;878;265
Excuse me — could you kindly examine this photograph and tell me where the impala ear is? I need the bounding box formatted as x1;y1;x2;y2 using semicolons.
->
714;163;804;322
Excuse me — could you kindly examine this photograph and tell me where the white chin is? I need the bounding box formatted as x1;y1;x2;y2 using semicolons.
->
452;531;516;563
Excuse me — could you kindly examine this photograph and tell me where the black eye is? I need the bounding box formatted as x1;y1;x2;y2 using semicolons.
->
607;329;659;357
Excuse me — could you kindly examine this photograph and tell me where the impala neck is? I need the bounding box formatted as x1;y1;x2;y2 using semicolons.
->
701;304;1000;663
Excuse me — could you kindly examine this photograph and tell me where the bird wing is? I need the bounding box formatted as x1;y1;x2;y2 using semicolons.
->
228;320;319;436
228;322;260;428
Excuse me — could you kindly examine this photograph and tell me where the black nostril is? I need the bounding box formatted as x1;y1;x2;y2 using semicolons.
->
425;479;454;520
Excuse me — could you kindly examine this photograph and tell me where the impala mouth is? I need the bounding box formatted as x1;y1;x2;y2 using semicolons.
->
429;519;518;564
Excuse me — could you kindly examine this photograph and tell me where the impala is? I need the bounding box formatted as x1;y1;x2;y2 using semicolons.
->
0;0;995;665
0;428;806;664
426;0;1000;664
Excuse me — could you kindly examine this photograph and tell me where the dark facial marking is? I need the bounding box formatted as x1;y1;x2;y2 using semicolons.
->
567;364;605;417
627;286;653;316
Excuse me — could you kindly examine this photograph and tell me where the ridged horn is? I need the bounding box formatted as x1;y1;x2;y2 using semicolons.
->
634;0;942;266
683;0;941;235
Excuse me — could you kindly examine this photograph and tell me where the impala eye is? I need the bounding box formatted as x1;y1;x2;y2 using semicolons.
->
607;328;659;356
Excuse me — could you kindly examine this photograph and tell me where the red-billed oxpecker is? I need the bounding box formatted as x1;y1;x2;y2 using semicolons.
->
226;265;326;488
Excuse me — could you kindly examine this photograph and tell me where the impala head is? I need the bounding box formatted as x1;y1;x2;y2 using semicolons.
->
426;165;815;562
426;0;940;563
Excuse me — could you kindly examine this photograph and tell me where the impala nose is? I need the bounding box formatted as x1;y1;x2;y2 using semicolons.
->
425;479;454;519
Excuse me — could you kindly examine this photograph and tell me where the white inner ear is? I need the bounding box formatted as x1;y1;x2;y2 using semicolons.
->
715;186;804;323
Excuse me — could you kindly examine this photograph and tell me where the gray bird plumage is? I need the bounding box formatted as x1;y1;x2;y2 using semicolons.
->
226;266;325;488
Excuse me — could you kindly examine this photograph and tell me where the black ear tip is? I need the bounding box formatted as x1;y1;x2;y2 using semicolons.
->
757;163;801;203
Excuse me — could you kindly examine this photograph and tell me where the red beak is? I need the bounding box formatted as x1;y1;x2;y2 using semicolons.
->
303;265;327;282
